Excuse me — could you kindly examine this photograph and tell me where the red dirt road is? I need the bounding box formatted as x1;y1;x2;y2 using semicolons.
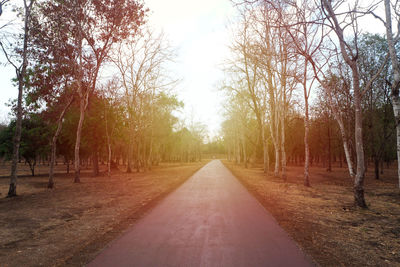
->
88;160;314;266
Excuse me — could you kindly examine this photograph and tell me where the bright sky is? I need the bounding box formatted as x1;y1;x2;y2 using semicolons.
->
0;0;236;138
144;0;235;138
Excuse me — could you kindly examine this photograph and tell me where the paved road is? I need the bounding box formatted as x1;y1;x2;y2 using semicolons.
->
88;160;314;267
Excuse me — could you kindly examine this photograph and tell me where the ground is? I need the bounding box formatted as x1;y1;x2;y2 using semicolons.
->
0;161;207;267
223;160;400;267
1;160;399;266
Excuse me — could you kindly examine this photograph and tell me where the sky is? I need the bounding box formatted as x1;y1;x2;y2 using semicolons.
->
0;0;237;138
144;0;236;138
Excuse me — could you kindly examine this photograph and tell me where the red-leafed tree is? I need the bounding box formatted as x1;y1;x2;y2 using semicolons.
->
35;0;147;183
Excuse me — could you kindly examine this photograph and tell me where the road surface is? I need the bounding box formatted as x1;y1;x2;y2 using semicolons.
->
88;160;314;267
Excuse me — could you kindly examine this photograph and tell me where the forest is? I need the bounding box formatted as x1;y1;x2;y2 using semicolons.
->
0;0;399;207
0;0;400;266
219;0;400;208
0;0;211;196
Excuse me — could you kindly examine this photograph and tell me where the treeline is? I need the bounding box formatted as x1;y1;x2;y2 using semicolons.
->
221;0;399;208
0;0;205;196
0;91;205;171
223;84;396;174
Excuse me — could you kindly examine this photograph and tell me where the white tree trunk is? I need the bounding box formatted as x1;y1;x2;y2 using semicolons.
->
334;113;355;178
262;124;269;174
393;96;400;188
384;0;400;188
322;0;367;207
269;121;279;177
280;98;287;181
74;97;86;183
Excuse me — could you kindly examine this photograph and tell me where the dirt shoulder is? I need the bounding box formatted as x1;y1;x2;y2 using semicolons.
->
223;161;400;267
0;161;208;267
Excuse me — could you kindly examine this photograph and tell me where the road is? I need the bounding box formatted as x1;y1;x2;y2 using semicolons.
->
88;160;314;267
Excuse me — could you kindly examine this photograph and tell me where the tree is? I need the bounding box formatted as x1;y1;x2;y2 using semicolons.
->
357;34;394;180
224;9;270;173
101;79;123;177
0;0;36;197
382;0;400;188
28;2;80;188
320;0;390;207
0;115;50;176
112;26;176;172
19;115;50;176
38;0;146;182
221;90;253;167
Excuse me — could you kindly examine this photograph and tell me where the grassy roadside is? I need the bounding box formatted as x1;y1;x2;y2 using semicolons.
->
0;161;208;267
223;160;400;267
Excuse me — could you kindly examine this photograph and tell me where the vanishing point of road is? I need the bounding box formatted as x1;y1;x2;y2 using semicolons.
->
88;160;314;267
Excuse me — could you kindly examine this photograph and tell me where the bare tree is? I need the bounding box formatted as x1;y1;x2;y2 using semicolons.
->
266;0;325;187
222;88;253;168
101;79;121;178
225;9;270;173
320;0;391;207
242;3;298;180
112;27;176;172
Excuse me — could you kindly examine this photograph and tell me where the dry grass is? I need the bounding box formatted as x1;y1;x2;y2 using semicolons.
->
0;161;208;267
223;161;400;267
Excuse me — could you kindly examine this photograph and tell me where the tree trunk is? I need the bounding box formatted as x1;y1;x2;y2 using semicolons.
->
106;125;112;178
335;115;355;177
235;131;241;164
136;142;141;172
242;130;247;168
269;115;280;177
352;67;367;208
7;0;34;197
8;76;24;197
303;61;310;187
74;97;86;183
126;147;132;173
27;159;35;176
147;136;153;171
48;96;73;188
274;145;280;177
126;114;133;173
304;101;310;187
393;99;400;187
92;150;99;176
374;157;380;180
322;0;366;208
262;125;269;174
384;0;400;188
280;99;287;181
327;121;332;172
